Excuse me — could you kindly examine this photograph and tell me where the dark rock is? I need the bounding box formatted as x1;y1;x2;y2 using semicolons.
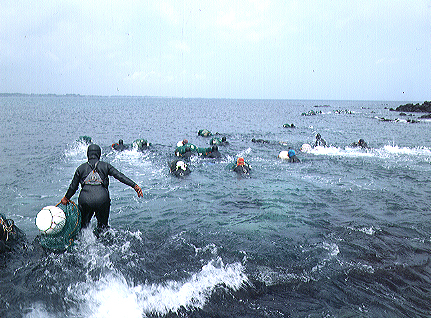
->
419;113;431;119
392;101;431;113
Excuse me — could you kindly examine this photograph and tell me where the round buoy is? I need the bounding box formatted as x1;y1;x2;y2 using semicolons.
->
278;151;289;159
36;206;66;235
301;143;312;153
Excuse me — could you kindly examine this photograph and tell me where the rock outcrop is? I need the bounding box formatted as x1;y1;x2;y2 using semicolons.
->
390;101;431;113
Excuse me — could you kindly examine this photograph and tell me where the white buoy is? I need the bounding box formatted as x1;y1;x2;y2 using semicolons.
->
176;160;187;171
278;151;289;159
301;143;312;153
36;206;66;235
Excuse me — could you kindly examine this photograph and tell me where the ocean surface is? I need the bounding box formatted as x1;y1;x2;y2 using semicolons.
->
0;95;430;318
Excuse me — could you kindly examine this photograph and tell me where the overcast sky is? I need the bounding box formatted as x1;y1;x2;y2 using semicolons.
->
1;1;430;100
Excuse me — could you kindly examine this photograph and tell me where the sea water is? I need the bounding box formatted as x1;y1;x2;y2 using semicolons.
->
0;95;430;317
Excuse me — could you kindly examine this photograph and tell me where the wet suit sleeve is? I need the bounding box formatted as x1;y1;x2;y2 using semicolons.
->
107;163;137;188
65;166;83;199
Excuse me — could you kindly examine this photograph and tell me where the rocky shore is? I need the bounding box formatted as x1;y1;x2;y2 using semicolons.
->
389;101;431;118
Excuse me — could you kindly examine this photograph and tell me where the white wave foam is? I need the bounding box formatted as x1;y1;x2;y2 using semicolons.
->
256;265;300;286
309;145;431;159
238;147;252;157
24;303;59;318
311;146;373;157
311;242;340;273
64;141;88;160
67;258;247;317
347;225;379;236
381;145;431;156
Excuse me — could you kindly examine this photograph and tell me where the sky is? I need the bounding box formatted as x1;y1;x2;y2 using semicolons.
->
0;1;430;101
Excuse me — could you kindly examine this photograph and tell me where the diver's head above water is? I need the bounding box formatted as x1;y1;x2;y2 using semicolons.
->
87;144;101;160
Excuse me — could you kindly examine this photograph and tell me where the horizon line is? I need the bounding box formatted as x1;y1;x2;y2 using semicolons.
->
0;92;427;103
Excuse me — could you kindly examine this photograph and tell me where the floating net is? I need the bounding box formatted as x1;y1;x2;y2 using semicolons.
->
38;201;81;252
132;138;150;149
77;135;92;144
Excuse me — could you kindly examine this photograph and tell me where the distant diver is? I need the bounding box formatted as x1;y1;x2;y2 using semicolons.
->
287;149;301;163
252;138;270;144
112;139;129;151
314;133;327;147
0;213;26;253
176;140;198;153
175;141;196;159
203;145;222;158
350;139;370;149
196;146;212;157
198;129;212;137
78;136;92;144
232;157;251;174
210;136;229;146
170;159;191;177
132;138;151;151
278;149;300;163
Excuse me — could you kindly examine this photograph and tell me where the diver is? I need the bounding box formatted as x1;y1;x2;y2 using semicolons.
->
170;159;191;177
314;133;327;147
252;138;270;144
350;139;370;149
175;146;193;160
198;129;212;137
203;145;222;159
232;157;251;174
176;139;198;153
112;139;129;151
132;138;151;151
0;214;26;253
210;136;229;146
287;149;301;163
61;144;143;231
78;136;92;144
177;139;188;147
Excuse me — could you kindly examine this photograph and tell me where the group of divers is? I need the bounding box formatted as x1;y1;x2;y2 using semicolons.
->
108;128;369;178
0;128;370;254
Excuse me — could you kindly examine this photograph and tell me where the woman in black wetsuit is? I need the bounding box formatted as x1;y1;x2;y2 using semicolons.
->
61;144;143;231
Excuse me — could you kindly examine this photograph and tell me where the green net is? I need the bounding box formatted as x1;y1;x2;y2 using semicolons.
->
209;137;221;145
38;201;81;252
197;147;212;155
175;144;198;155
132;138;151;149
77;135;92;144
198;129;212;137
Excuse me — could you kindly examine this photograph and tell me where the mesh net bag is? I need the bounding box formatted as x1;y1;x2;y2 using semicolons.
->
38;201;81;252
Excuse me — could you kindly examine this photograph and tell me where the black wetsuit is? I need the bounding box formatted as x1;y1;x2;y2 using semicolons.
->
65;145;137;229
288;155;301;163
112;143;129;151
233;164;251;174
203;145;222;158
314;138;327;147
206;150;221;158
351;140;370;149
252;138;270;144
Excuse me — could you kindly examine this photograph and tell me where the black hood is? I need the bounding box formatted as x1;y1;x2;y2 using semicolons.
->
87;144;101;160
